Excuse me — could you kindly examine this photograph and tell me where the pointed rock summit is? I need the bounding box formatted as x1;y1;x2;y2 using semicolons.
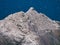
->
26;7;38;14
28;7;34;11
0;7;60;45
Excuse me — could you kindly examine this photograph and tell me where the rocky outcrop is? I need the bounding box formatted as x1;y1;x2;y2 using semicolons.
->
0;7;60;45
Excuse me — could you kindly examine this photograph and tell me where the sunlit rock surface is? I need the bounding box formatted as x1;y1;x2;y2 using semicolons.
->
0;7;60;45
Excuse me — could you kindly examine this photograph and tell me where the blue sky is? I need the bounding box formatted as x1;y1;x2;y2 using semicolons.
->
0;0;60;21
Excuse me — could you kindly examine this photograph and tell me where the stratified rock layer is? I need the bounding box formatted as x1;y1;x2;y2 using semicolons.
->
0;7;60;45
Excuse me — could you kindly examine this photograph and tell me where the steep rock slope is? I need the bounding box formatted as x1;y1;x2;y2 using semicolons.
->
0;7;60;45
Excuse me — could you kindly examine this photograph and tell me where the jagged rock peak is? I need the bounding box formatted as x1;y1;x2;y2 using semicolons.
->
0;7;60;45
2;7;59;30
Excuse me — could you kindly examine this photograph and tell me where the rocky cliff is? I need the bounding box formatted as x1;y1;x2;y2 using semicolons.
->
0;7;60;45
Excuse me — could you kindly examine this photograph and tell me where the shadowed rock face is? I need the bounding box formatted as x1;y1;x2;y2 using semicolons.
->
0;7;60;45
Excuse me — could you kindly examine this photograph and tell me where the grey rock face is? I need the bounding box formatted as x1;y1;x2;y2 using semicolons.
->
0;7;60;45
